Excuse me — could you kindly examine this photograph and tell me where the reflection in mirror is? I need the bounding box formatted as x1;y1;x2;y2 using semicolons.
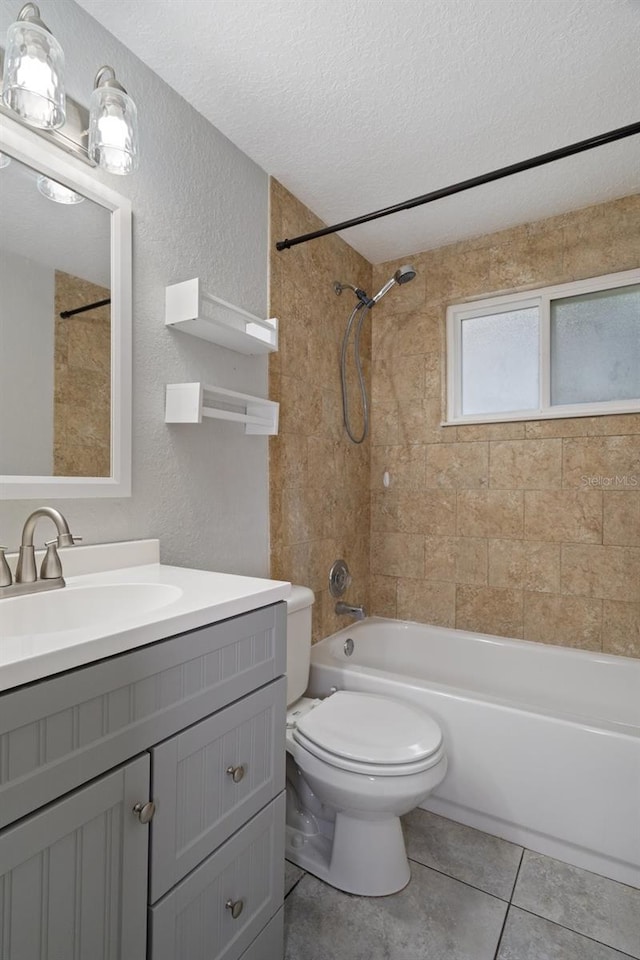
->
0;152;111;478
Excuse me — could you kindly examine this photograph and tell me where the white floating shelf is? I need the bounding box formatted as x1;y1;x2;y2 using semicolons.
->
165;278;278;355
165;382;279;435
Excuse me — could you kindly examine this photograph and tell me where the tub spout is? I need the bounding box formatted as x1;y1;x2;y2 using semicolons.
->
335;601;366;620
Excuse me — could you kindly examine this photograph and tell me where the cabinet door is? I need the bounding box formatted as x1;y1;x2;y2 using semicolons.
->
0;754;149;960
149;793;285;960
150;677;286;902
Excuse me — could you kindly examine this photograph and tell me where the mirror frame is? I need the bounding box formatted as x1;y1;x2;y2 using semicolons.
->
0;115;132;498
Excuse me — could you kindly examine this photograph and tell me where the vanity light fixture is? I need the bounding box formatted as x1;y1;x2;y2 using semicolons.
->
88;66;139;175
36;174;84;204
2;3;65;130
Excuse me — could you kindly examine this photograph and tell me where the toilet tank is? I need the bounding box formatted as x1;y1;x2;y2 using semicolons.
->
286;585;315;706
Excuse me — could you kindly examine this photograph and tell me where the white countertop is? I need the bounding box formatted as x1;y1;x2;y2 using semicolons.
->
0;540;290;692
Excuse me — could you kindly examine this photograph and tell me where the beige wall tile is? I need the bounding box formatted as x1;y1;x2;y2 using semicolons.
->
457;490;524;539
426;442;489;489
397;579;456;626
523;541;562;593
455;586;523;638
424;352;441;399
561;544;640;602
489;539;562;593
307;436;338;492
280;484;325;545
369;575;398;618
602;600;640;658
456;538;488;585
372;307;442;356
423;244;491;304
524;490;602;543
524;418;591;439
523;593;602;650
396;491;457;536
490;439;562;489
603;492;640;546
424;537;458;582
562;436;640;490
278;374;324;435
370;532;424;578
371;400;399;446
398;398;452;445
371;444;426;490
489;226;565;290
488;539;526;589
457;422;526;441
372;355;426;402
270;433;308;489
371;491;401;533
562;195;640;278
583;414;640;436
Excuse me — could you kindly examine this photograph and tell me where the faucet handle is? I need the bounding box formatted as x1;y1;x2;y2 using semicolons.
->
41;540;63;580
0;547;12;588
56;532;82;547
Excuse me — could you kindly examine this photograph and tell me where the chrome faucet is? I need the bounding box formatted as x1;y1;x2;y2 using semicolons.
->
0;507;80;599
335;601;366;621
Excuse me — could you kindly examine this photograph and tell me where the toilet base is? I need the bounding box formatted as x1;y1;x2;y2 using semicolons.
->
286;811;411;897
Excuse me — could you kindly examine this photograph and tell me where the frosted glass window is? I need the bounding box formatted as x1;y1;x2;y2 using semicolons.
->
461;308;539;414
551;285;640;405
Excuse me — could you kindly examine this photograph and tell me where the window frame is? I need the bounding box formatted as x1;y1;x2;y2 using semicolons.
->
445;268;640;425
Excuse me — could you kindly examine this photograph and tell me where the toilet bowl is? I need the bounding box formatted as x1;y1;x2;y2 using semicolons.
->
285;587;448;896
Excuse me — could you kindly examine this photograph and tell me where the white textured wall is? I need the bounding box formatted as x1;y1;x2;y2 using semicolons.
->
0;0;270;576
0;251;54;476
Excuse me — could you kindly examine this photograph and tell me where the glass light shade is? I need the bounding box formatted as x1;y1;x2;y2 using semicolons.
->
37;175;85;204
2;18;65;129
88;85;139;175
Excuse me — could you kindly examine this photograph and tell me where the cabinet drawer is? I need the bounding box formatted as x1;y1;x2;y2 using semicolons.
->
239;907;283;960
149;792;285;960
0;755;149;960
150;677;286;902
0;602;286;830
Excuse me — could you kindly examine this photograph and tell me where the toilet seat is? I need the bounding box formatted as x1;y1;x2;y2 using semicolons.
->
291;691;444;777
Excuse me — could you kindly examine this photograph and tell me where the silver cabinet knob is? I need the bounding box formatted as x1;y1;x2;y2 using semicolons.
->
225;898;244;920
132;800;155;824
226;764;246;783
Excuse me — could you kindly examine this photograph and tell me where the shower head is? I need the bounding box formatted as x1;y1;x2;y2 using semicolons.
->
394;265;417;285
372;264;417;303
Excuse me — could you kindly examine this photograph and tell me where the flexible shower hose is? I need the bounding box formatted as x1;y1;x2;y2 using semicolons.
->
340;301;371;444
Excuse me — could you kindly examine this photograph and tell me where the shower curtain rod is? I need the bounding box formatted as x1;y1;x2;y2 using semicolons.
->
275;120;640;251
59;297;111;319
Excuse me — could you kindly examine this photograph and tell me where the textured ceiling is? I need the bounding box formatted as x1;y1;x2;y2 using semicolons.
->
75;0;640;263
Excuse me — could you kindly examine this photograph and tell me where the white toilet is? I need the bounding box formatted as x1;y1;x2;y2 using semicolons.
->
285;586;448;896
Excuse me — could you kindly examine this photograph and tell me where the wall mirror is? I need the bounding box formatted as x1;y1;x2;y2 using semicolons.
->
0;117;131;498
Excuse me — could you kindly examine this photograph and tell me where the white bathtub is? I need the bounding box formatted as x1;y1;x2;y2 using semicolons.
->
307;618;640;887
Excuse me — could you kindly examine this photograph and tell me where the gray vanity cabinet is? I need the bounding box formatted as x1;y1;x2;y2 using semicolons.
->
0;601;286;960
0;755;149;960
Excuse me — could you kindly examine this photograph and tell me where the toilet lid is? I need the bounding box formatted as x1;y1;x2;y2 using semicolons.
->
294;691;442;766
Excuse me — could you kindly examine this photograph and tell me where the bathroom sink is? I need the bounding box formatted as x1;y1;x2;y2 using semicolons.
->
1;582;183;637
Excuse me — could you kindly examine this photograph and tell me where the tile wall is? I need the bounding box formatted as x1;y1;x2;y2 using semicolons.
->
269;180;372;641
269;186;639;655
370;194;640;657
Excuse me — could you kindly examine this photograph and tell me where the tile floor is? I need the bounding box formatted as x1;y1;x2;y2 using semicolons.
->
283;809;640;960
